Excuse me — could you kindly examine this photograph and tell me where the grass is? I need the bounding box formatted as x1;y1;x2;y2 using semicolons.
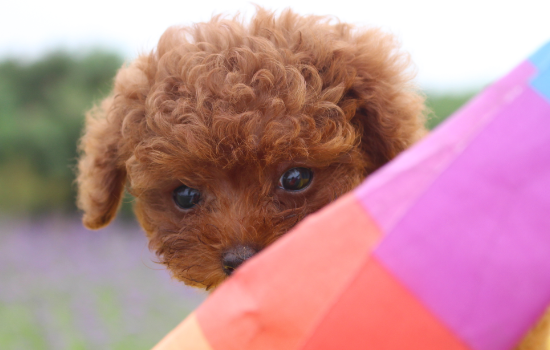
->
0;218;206;350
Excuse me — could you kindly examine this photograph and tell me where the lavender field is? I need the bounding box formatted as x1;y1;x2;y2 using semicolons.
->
0;217;206;350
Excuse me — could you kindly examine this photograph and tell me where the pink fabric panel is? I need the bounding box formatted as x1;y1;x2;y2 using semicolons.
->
374;86;550;350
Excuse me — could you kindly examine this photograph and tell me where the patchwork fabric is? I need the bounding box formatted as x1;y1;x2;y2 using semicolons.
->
195;42;550;350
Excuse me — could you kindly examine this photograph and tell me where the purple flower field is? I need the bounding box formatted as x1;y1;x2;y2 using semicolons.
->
0;217;206;350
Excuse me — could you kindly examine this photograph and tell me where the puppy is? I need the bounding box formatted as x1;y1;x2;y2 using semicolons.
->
77;8;426;290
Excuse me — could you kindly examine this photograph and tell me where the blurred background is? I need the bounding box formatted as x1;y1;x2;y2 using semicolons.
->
1;0;548;349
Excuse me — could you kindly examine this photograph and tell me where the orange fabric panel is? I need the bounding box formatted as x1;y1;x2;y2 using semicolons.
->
152;313;213;350
196;193;383;350
300;257;470;350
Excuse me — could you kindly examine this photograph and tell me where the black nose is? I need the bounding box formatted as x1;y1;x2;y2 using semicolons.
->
222;245;257;276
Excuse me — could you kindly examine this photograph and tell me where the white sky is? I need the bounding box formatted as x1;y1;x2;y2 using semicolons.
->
2;0;549;91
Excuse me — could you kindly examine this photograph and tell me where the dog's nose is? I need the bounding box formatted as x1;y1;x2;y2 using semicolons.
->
222;245;257;276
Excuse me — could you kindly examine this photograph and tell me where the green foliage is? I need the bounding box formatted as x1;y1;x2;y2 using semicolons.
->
0;49;479;215
0;50;123;214
425;91;478;129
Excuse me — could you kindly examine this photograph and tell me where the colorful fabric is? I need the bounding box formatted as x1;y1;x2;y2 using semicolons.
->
195;42;550;350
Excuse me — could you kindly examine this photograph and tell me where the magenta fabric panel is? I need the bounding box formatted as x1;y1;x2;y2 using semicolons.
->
355;61;537;234
372;85;550;350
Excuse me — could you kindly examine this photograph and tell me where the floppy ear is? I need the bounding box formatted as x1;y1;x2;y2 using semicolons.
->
77;56;152;229
343;32;427;173
77;96;127;229
349;80;426;174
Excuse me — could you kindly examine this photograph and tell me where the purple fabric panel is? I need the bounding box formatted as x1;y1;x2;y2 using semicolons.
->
355;61;537;234
374;86;550;350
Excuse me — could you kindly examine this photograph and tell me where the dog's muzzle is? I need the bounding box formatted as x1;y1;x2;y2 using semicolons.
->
222;245;257;276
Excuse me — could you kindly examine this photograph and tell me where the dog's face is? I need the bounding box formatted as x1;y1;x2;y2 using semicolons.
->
77;9;425;289
127;107;368;289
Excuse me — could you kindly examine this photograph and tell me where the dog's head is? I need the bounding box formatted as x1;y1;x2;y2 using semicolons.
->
77;9;425;289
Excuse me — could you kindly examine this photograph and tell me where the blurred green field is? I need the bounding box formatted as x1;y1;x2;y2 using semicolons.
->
425;91;478;129
0;51;123;215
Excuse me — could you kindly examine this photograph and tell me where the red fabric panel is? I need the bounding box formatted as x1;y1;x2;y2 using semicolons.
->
300;258;470;350
196;193;382;350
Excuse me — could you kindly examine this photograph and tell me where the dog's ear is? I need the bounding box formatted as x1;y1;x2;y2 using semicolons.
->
348;81;426;174
77;57;152;229
340;32;427;174
77;96;127;229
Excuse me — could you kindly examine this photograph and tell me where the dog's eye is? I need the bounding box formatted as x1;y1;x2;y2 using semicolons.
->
173;185;201;209
278;167;313;192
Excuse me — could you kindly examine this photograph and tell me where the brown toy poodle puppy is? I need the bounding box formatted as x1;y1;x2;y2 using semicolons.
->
76;8;426;290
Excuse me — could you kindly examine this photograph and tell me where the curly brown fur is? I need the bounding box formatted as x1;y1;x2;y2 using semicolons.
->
77;8;426;289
